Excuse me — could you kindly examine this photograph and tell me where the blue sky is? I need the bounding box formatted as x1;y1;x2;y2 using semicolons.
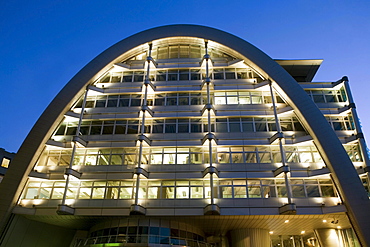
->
1;0;370;152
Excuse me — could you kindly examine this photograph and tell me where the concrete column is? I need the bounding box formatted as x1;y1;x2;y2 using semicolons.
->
228;228;270;247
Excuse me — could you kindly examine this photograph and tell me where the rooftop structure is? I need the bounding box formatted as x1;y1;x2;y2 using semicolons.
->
0;24;369;247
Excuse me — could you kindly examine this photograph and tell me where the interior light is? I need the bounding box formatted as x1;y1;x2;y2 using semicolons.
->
280;198;289;204
337;226;341;229
64;115;79;122
87;89;104;96
323;219;327;223
301;231;305;234
65;199;76;205
33;167;42;173
32;199;43;206
284;220;289;223
269;231;273;234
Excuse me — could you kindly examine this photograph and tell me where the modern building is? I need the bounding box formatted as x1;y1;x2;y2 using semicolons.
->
0;24;369;247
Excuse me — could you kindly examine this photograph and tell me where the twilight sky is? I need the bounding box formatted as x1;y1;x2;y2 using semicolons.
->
1;0;370;153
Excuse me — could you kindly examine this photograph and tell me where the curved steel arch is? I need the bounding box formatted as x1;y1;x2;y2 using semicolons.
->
0;24;369;245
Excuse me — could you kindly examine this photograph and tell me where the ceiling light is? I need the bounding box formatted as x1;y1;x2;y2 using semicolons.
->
284;220;289;223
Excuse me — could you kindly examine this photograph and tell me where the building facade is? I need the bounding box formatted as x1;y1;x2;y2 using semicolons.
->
0;148;15;183
0;25;369;247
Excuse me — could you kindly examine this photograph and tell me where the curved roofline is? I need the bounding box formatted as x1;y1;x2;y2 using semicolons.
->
1;24;369;244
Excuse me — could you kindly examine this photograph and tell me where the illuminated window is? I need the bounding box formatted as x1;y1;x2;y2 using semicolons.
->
1;157;10;168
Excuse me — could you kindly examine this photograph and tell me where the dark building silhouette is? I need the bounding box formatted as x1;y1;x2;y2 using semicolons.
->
0;148;15;182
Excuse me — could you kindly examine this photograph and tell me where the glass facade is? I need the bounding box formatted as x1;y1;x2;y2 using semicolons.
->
22;178;338;200
85;225;209;247
10;33;366;247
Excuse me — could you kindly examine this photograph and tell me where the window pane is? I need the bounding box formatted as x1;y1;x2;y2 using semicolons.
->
225;69;236;79
321;185;335;197
190;153;202;164
255;122;267;131
168;70;178;81
178;97;189;105
190;69;201;80
151;154;162;164
163;187;175;198
138;187;147;199
213;69;224;80
215;97;226;105
25;188;39;199
251;96;262;104
124;154;136;165
122;72;133;82
133;72;144;82
127;124;138;134
228;97;238;104
92;188;105;199
313;95;325;103
216;123;228;132
277;186;287;197
259;153;271;163
105;187;119;199
119;188;133;199
179;70;189;80
163;154;175;164
306;185;320;197
51;188;65;199
292;185;305;197
119;98;130;107
155;71;166;81
262;186;276;198
95;99;106;107
272;152;282;163
248;186;261;198
115;125;126;134
234;187;247;198
245;153;257;163
221;187;232;198
242;123;254;132
55;124;66;135
177;154;189;164
165;124;176;133
39;187;51;199
148;187;159;199
218;153;229;163
107;97;118;107
102;125;114;135
90;125;102;135
166;97;177;106
130;97;141;106
229;123;240;132
191;187;203;198
176;187;189;198
239;96;250;104
78;188;91;199
231;153;243;163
